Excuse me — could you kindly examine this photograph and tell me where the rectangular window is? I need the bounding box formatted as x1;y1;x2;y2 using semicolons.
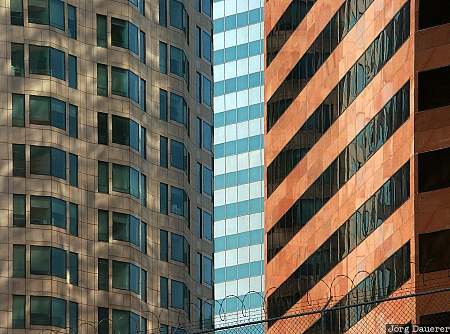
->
170;139;187;171
170;186;187;217
140;78;146;111
98;210;109;242
97;113;108;145
160;230;168;261
98;258;109;291
201;30;212;62
68;55;77;89
196;117;202;148
98;308;109;334
159;41;168;74
419;0;450;29
13;194;26;227
159;0;167;26
29;45;65;80
12;93;25;127
160;183;168;215
112;260;130;291
202;256;212;286
12;295;25;328
13;244;26;278
160;89;168;121
419;228;450;273
140;127;146;159
11;43;24;76
202;122;212;152
69;302;78;334
170;45;189;83
30;246;66;279
10;0;24;25
195;253;202;283
171;280;189;312
171;233;189;266
139;31;146;63
160;277;168;308
201;75;212;107
29;96;66;130
202;211;212;241
69;252;78;285
69;104;78;138
140;222;147;254
196;163;202;193
69;154;78;187
97;63;108;96
419;147;450;193
30;146;66;179
69;203;78;236
169;0;189;36
418;64;450;111
170;92;187;126
67;4;77;39
202;166;213;197
98;161;109;193
160;136;168;168
12;144;25;177
29;0;65;30
111;67;141;104
97;14;107;47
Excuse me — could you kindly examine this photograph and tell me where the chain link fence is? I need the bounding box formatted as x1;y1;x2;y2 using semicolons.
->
191;275;450;334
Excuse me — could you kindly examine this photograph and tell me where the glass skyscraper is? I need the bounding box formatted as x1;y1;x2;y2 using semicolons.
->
212;0;265;326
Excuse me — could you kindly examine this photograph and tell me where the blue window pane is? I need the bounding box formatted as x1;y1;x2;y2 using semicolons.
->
50;48;65;80
49;0;64;30
51;98;66;130
129;71;139;103
129;23;139;54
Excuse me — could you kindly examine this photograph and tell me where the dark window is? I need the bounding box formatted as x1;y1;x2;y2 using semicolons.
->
171;279;189;312
129;0;145;15
160;89;168;121
68;54;77;89
97;63;108;96
11;43;24;76
69;104;78;138
30;146;66;179
420;312;450;326
112;212;144;249
418;64;450;111
30;246;66;279
12;144;25;177
69;154;78;187
98;210;109;242
159;41;168;74
203;211;213;241
112;115;143;152
98;258;109;291
159;0;167;26
13;244;26;277
203;255;213;286
203;166;213;197
97;162;109;194
29;45;65;81
67;4;77;39
97;113;108;145
203;122;212;152
419;0;450;29
29;0;65;30
13;194;26;227
171;233;189;266
170;139;187;171
69;203;78;236
112;164;144;200
170;186;187;217
69;252;78;285
29;95;66;130
169;0;189;37
267;0;405;131
160;276;168;308
12;93;25;127
97;15;107;47
111;66;141;104
419;228;450;273
140;31;146;64
30;296;66;327
10;0;23;25
160;230;168;261
170;92;188;126
160;136;168;167
160;183;168;215
111;18;139;55
69;302;78;333
30;196;66;228
419;146;450;193
170;45;189;85
12;295;25;328
98;308;109;334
